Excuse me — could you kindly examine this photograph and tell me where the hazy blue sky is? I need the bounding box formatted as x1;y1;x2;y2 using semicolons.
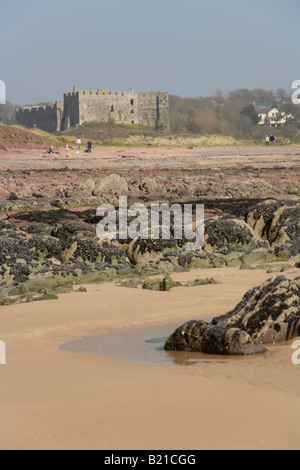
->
1;0;300;105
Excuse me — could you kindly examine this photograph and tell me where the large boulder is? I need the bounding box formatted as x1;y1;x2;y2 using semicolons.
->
93;174;129;197
165;275;300;355
164;320;265;355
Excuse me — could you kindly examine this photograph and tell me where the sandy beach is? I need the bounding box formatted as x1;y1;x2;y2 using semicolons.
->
1;266;300;450
1;145;300;171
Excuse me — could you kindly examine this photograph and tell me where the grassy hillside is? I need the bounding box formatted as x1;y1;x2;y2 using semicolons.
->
0;122;68;150
0;121;242;150
60;121;156;142
59;121;244;147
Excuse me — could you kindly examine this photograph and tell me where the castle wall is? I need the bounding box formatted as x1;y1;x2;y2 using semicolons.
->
80;90;137;126
16;102;64;133
138;92;170;131
16;88;170;133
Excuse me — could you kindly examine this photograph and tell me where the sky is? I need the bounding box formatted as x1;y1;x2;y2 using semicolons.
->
1;0;300;105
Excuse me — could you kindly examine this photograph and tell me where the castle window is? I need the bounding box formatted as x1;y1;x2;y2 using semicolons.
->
131;121;135;124
131;109;134;114
130;99;134;106
111;105;114;112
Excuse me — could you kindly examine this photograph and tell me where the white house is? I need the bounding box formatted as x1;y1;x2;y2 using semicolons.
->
258;107;292;127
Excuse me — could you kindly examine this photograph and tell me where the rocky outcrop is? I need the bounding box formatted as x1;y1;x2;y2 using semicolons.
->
204;216;269;254
165;276;300;355
247;200;300;256
1;195;300;305
0;209;133;303
93;174;129;197
246;199;282;238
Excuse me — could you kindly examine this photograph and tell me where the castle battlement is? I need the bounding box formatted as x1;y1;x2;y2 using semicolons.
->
16;86;170;133
16;101;63;113
64;89;136;98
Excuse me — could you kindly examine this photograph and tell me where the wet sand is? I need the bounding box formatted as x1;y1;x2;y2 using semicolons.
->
0;266;300;450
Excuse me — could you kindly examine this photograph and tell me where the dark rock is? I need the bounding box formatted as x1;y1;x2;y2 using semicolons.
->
8;193;19;201
165;276;300;355
52;221;96;240
213;275;300;343
21;223;53;235
165;320;266;356
246;199;282;238
204;216;269;254
247;200;300;256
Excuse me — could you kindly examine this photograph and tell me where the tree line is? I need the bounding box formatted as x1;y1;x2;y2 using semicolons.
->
169;88;300;142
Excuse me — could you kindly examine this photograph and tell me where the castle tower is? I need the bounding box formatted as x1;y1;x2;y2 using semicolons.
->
61;87;170;132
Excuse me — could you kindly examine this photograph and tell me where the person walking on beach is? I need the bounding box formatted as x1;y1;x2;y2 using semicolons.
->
270;134;275;146
265;135;270;146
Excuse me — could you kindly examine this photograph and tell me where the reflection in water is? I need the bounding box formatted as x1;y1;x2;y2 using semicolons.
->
59;320;265;366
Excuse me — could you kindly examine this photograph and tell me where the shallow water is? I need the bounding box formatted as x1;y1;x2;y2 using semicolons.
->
59;320;266;366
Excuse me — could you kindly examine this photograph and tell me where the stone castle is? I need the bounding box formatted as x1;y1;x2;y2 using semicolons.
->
16;86;170;133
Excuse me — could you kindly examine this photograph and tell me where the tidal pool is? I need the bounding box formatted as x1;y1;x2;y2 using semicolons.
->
59;320;220;366
59;319;255;366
